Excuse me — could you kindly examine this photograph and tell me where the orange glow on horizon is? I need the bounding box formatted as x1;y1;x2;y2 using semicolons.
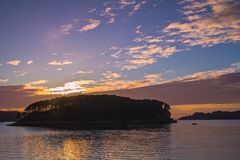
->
0;107;24;112
172;103;240;119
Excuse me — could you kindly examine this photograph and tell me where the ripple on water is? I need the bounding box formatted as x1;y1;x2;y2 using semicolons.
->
0;121;240;160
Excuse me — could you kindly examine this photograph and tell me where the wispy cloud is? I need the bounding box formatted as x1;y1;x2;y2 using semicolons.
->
59;19;80;36
47;80;96;95
121;58;157;70
60;24;74;35
7;60;21;66
163;0;240;47
72;70;93;75
27;60;33;64
0;79;9;83
88;8;96;13
175;62;240;82
102;71;122;80
86;73;162;92
51;52;59;56
78;19;101;32
119;0;136;9
134;35;163;43
22;80;48;95
16;72;27;77
129;0;147;16
101;7;115;24
48;60;73;66
135;25;142;34
121;45;178;70
25;80;48;86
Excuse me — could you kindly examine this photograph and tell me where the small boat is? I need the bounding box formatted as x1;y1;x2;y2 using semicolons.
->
192;122;198;125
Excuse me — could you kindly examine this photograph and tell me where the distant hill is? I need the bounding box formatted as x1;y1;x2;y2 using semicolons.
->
0;111;19;122
179;111;240;120
11;95;175;129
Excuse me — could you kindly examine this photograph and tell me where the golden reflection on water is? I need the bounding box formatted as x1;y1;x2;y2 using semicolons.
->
1;122;240;160
15;127;171;160
63;138;90;160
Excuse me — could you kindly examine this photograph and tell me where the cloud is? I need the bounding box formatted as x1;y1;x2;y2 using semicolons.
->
119;0;136;9
7;60;21;66
96;72;240;106
78;19;101;32
22;80;49;95
135;25;142;34
72;70;93;75
1;64;239;109
144;73;163;83
47;63;240;94
88;8;96;13
121;58;157;70
86;73;162;92
16;72;27;77
51;52;59;56
175;62;240;82
48;60;73;66
0;79;9;83
163;0;240;47
134;35;164;43
27;60;33;64
47;80;96;95
60;24;73;35
118;0;147;16
101;7;115;24
110;48;123;58
129;0;147;16
25;80;48;86
102;71;122;80
121;45;178;70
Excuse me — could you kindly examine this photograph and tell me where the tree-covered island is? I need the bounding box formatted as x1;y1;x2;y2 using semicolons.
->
11;95;176;129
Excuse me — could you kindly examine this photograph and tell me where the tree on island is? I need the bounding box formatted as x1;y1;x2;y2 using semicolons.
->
14;95;175;129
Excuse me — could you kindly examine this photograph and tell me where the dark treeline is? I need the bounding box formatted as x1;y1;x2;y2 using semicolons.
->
16;95;174;124
179;110;240;120
0;111;19;122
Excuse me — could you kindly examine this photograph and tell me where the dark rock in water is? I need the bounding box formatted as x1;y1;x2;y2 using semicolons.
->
11;95;176;129
179;110;240;120
192;123;198;125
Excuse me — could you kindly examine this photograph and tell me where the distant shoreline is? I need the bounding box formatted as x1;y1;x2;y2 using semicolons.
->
179;110;240;120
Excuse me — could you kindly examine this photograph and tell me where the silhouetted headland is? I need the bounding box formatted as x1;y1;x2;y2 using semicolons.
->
0;111;19;122
179;110;240;120
10;95;176;129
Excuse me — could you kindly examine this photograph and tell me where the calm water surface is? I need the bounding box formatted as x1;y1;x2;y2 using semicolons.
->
0;120;239;160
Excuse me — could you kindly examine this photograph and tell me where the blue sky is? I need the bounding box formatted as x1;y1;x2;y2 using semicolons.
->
0;0;240;95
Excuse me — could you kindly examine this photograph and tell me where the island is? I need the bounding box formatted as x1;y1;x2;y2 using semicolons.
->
179;110;240;120
0;111;19;122
10;95;176;129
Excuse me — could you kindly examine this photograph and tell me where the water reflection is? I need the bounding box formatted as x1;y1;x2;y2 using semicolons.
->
1;121;240;160
37;127;172;160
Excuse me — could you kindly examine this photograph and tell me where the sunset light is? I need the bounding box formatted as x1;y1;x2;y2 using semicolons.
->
0;0;240;159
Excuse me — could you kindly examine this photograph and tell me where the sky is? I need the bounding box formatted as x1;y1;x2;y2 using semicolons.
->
0;0;240;117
